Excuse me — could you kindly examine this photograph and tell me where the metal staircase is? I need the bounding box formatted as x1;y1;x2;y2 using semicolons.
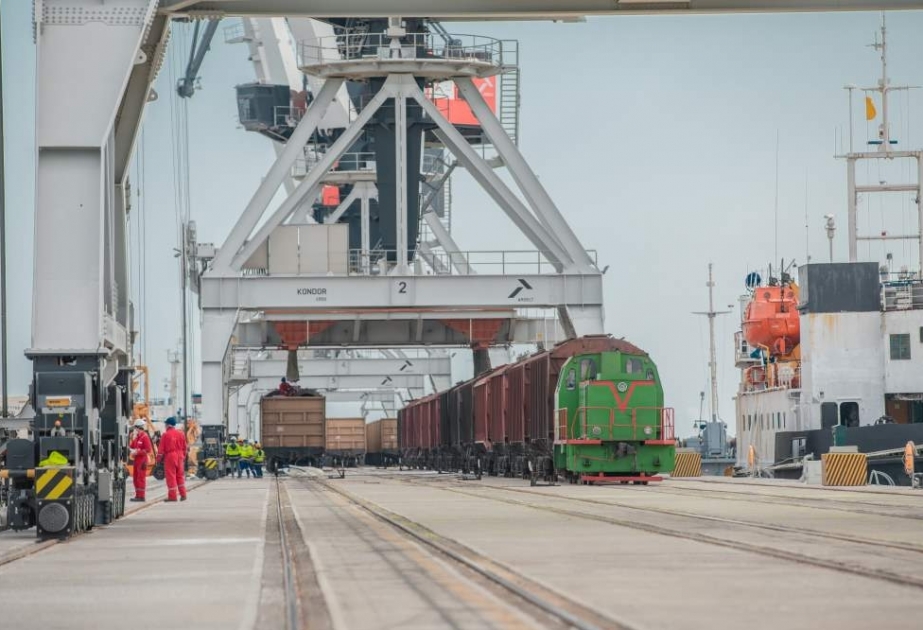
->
498;41;521;146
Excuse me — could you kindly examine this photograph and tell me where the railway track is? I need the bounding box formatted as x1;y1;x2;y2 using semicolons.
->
418;480;923;591
384;468;923;520
638;481;923;520
267;476;334;630
284;471;632;630
488;483;923;553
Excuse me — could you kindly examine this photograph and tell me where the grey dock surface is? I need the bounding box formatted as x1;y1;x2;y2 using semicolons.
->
1;469;922;630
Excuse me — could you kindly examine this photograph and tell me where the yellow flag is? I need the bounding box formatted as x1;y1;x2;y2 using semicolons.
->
865;96;877;121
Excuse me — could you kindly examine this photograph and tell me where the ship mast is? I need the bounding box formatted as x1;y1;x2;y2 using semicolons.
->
693;264;732;423
872;13;891;151
843;13;923;272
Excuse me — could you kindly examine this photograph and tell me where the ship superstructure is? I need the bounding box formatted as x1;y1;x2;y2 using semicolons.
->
734;16;923;481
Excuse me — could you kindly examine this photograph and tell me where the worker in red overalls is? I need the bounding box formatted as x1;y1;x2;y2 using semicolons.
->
129;419;153;502
157;417;188;502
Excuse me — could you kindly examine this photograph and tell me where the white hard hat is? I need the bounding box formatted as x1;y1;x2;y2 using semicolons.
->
133;419;147;429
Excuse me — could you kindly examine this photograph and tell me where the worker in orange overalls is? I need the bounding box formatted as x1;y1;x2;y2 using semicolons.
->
129;419;153;502
156;417;188;502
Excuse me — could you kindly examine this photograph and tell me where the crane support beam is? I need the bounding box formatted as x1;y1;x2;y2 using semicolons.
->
249;373;427;391
230;316;566;347
200;273;602;311
246;355;452;379
160;0;923;18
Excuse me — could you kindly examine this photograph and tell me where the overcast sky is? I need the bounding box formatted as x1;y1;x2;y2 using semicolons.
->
3;5;923;434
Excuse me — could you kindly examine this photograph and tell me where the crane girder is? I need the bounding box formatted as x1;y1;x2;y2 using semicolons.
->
159;0;923;19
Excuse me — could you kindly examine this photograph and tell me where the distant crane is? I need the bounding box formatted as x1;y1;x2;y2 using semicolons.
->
176;19;221;99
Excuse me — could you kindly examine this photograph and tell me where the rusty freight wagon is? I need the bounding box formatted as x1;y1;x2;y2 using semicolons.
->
366;418;399;467
260;393;326;471
398;393;442;470
324;418;366;467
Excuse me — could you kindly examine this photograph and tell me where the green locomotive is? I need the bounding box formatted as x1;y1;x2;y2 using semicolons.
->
554;348;675;484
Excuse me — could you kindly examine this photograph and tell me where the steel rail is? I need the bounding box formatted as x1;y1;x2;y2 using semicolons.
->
669;476;920;497
274;477;300;630
301;475;631;630
612;482;923;521
437;484;923;590
489;484;923;553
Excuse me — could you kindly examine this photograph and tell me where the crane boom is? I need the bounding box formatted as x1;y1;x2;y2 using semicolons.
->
176;18;220;98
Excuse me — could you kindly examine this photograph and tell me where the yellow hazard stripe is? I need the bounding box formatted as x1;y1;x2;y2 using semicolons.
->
36;469;60;494
822;453;867;486
45;475;73;500
672;452;702;478
36;469;74;499
205;459;217;469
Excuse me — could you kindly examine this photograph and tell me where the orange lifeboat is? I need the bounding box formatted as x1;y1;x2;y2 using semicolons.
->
742;284;800;357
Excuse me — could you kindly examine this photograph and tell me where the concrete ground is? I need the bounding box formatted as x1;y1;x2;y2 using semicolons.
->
0;477;267;630
0;470;921;630
0;476;190;562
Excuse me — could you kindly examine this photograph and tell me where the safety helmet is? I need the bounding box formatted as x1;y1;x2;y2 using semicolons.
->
133;419;147;429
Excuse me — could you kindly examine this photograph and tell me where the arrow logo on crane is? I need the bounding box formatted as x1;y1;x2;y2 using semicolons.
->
508;278;533;299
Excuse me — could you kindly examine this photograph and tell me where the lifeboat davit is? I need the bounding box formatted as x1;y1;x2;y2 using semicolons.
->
742;284;800;356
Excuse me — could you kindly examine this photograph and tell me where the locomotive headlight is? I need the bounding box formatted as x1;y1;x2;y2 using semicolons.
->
643;426;653;436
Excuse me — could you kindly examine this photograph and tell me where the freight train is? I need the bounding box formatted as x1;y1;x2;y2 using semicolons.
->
398;336;676;485
259;394;393;472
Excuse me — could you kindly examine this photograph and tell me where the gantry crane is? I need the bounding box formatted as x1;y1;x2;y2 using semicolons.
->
3;0;921;539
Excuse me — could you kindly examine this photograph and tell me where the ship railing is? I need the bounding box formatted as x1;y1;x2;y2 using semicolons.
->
734;331;762;366
881;279;923;311
742;362;801;393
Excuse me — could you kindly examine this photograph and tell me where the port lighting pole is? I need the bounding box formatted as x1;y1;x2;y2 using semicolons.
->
693;264;732;423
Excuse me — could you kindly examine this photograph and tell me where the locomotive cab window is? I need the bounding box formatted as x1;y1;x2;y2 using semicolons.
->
566;368;577;390
580;359;598;380
625;358;643;374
